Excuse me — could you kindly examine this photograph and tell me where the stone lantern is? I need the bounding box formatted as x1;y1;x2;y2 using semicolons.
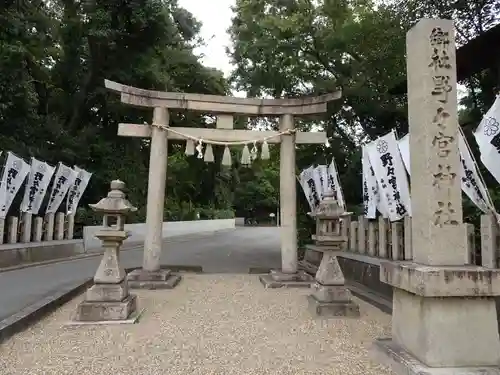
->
74;180;139;323
307;190;359;317
312;190;350;249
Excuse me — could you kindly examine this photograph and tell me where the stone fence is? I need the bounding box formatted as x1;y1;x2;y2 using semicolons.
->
0;212;82;268
0;212;76;245
301;212;500;319
331;214;498;268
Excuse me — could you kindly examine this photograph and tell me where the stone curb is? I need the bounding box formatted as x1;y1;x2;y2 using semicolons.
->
0;229;234;274
0;277;94;345
0;265;204;344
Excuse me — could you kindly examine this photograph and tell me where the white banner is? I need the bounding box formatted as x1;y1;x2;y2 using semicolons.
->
474;95;500;186
362;147;378;219
366;131;412;221
400;132;492;213
66;166;92;214
313;165;326;200
20;158;56;214
362;147;389;219
0;152;30;219
459;132;491;213
318;164;329;199
46;163;77;214
299;166;321;212
326;158;345;210
398;134;410;174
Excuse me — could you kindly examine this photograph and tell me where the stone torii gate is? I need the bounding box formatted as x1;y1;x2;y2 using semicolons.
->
105;80;341;288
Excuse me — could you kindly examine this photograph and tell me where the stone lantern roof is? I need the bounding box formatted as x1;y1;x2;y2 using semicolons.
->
89;180;137;215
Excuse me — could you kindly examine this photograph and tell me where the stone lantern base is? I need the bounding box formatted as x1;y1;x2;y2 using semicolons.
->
307;251;359;318
307;285;360;317
75;294;137;322
74;281;138;322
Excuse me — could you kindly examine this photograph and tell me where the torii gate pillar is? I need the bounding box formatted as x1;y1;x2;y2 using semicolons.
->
279;114;298;274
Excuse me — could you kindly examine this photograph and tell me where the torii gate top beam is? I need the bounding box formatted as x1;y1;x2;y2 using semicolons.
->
104;80;342;116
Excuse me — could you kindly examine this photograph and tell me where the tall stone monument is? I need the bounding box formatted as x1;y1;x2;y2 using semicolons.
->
73;180;139;323
373;18;500;374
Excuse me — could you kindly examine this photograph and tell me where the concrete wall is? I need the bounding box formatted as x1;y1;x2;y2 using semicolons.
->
83;219;236;251
0;240;85;268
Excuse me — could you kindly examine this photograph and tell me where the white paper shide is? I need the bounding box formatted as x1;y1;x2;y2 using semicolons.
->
0;152;30;219
46;163;78;214
20;158;56;214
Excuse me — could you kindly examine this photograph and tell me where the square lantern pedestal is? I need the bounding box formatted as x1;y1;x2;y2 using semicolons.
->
75;289;138;322
307;251;359;318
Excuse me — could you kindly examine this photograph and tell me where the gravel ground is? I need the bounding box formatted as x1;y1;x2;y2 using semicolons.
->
0;274;394;375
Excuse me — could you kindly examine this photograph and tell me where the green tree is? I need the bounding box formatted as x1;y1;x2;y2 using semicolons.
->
0;0;235;225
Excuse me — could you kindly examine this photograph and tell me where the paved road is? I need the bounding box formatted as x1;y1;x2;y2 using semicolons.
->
0;227;281;321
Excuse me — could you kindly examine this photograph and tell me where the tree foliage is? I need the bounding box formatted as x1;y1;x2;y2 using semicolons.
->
0;0;245;224
228;0;499;243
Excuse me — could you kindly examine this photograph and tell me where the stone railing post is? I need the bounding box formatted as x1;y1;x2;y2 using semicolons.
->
390;222;403;260
55;212;65;240
357;216;366;254
44;212;55;241
403;216;412;260
367;220;377;256
0;218;5;244
378;217;388;259
480;214;497;268
66;214;75;240
8;216;18;244
466;223;476;265
21;212;32;243
349;221;358;252
33;217;43;242
340;215;351;251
